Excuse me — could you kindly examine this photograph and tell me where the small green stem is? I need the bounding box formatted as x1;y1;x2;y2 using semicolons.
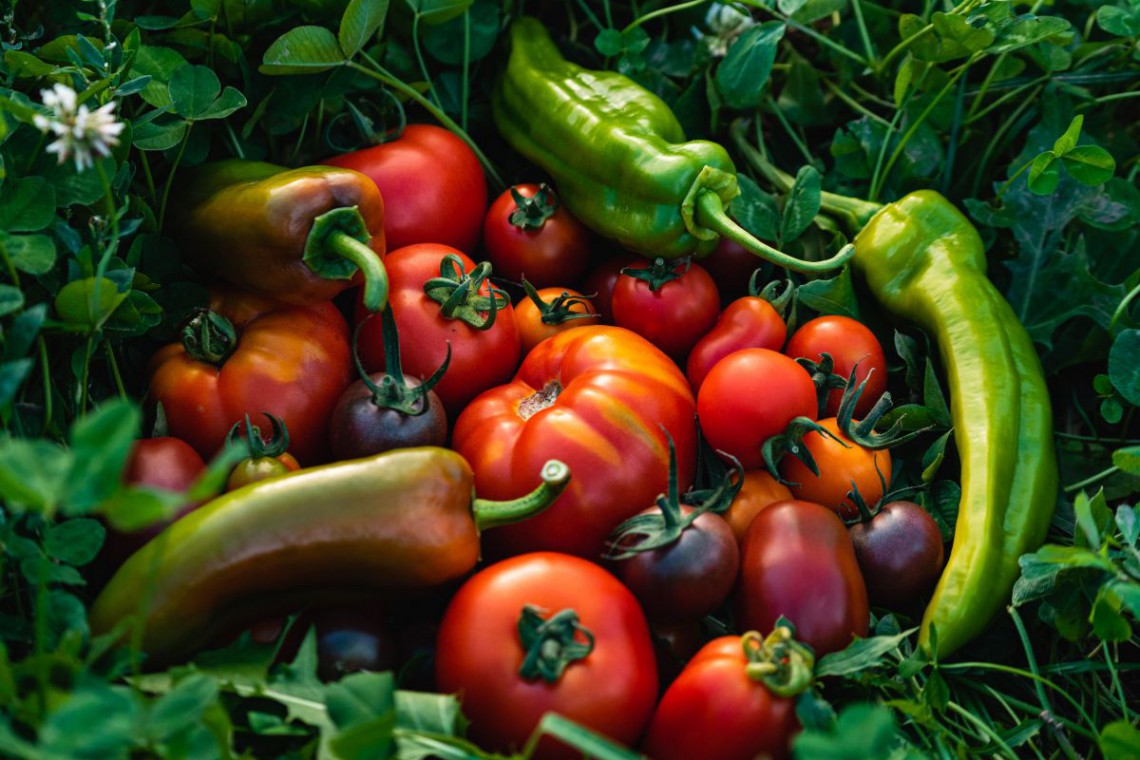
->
694;192;855;273
944;702;1018;759
158;121;193;232
624;0;709;33
1109;280;1140;331
767;96;814;166
1063;466;1121;494
822;78;894;128
850;0;877;62
472;460;571;530
78;334;94;414
104;340;127;399
965;78;1048;127
879;26;933;73
326;231;389;313
38;335;53;436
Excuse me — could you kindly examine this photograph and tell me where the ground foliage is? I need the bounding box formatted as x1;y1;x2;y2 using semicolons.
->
0;0;1138;757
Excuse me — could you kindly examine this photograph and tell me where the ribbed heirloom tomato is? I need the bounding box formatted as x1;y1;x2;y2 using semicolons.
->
436;553;658;758
452;325;698;558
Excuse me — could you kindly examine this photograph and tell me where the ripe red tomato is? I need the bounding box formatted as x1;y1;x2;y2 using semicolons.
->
736;500;870;656
452;325;697;559
436;552;658;757
148;289;352;464
513;286;600;354
353;245;521;418
483;184;593;288
686;296;787;392
612;259;720;362
640;635;798;760
778;418;891;519
323;124;487;252
697;349;818;470
784;315;887;418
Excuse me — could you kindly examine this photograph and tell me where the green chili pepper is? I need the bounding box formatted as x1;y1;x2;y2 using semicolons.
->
167;160;389;312
89;448;569;664
735;127;1057;658
492;17;852;274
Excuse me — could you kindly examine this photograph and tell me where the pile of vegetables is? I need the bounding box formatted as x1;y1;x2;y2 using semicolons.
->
1;0;1138;758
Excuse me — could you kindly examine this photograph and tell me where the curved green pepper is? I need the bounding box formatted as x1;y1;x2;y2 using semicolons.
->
492;17;852;274
851;192;1057;657
167;160;389;312
89;448;569;664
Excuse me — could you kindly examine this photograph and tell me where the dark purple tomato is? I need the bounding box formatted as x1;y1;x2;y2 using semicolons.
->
328;375;448;460
849;500;945;609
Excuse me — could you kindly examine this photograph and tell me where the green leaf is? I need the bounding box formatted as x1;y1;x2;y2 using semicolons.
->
1109;330;1140;406
921;429;953;483
0;438;73;513
65;399;141;515
1091;583;1132;641
530;713;643;760
732;175;781;242
261;26;347;75
43;518;105;566
131;45;190;108
815;629;916;678
5;50;59;77
922;360;951;427
1074;489;1113;549
99;487;181;532
1094;373;1114;395
424;1;500;65
0;284;25;318
0;232;57;274
38;683;141;756
340;0;388;58
1101;720;1140;760
197;87;247;121
793;702;901;758
780;165;821;244
1061;146;1116;187
0;176;56;232
327;672;397;760
406;0;472;25
132;119;190;151
716;21;786;110
1027;152;1060;195
1112;446;1140;477
987;12;1072;54
169;64;222;119
594;28;622;57
796;266;860;319
1097;6;1140;38
149;674;219;740
893;56;916;108
0;359;34;407
54;276;129;327
1052;115;1083;156
931;11;995;58
1102;397;1125;424
1116;505;1140;546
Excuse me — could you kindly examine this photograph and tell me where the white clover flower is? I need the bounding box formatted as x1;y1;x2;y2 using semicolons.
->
34;82;125;172
704;3;757;58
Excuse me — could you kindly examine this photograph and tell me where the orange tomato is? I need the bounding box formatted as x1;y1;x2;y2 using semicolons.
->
513;287;600;354
778;418;891;519
723;470;794;543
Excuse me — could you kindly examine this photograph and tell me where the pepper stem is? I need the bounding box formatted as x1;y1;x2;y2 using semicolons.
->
472;460;571;531
182;310;237;367
305;206;389;313
741;626;815;698
325;231;389;313
517;605;595;683
693;191;855;274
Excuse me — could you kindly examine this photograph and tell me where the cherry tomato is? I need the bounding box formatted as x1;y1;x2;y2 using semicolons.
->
323;124;487;253
353;245;521;418
612;505;739;622
483;184;593;288
850;500;945;609
436;552;658;757
328;374;448;460
686;296;787;393
225;453;300;490
722;469;793;544
697;349;818;470
784;315;887;418
736;500;870;656
513;286;600;354
612;259;720;363
778;418;891;519
640;635;799;760
224;413;302;491
581;253;639;324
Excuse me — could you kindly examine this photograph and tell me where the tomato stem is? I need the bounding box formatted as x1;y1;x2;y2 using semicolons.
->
517;605;595;683
182;310;237;368
741;626;815;698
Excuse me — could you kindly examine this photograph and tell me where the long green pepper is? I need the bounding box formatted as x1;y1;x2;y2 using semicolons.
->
493;17;852;273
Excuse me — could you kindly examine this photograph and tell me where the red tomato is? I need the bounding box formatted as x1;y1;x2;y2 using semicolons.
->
611;259;720;362
323;124;487;252
736;500;870;656
513;286;600;354
436;552;658;757
697;349;818;470
452;325;698;559
640;635;798;760
784;315;887;418
353;245;521;418
148;289;352;464
580;253;639;324
779;418;891;519
686;296;787;392
483;184;593;288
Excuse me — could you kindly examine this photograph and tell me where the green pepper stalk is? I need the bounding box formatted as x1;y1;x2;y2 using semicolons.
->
492;18;852;274
734;121;1058;658
167;160;389;312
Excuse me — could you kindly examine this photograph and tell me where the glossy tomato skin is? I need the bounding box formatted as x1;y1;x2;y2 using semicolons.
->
736;500;870;656
452;325;697;559
149;289;352;464
640;636;797;760
686;296;787;393
723;469;793;544
327;375;448;460
581;253;639;324
436;552;658;758
614;507;739;622
697;349;818;470
784;316;887;418
779;418;891;519
322;124;487;252
612;260;720;363
513;287;600;354
483;184;593;287
225;452;301;491
353;245;521;418
850;501;945;609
